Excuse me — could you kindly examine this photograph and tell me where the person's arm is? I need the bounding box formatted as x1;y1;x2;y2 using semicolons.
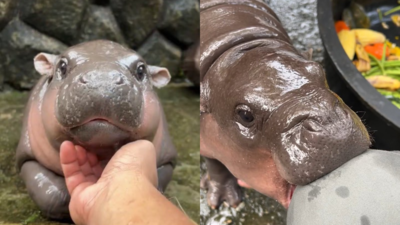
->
60;140;194;225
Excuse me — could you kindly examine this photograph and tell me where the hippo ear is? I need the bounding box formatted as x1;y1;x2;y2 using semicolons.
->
148;65;171;88
34;53;58;76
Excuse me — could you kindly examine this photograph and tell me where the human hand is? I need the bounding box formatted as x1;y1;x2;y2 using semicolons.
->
60;140;158;225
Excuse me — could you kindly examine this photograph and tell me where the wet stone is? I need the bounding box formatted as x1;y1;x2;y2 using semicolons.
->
158;0;200;47
0;0;17;30
0;64;3;91
182;41;200;86
74;5;126;45
138;31;182;77
110;0;162;48
93;0;109;5
264;0;324;62
18;0;88;45
0;19;68;90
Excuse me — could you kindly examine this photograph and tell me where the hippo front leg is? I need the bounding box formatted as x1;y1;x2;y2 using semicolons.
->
20;161;70;220
201;157;243;209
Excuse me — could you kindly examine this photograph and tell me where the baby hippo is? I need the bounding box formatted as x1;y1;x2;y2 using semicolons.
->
16;40;177;220
200;0;370;209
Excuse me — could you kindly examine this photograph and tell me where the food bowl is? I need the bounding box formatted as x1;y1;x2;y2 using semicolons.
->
317;0;400;150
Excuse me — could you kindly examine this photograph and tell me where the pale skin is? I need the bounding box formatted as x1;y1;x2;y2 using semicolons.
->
60;140;194;225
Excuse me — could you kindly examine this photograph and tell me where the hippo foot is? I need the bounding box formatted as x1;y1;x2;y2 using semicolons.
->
201;173;243;209
20;161;71;220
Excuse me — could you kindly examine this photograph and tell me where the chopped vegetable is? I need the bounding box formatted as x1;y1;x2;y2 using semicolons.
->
364;43;390;60
392;15;400;26
366;75;400;91
354;42;371;72
350;2;370;28
353;29;386;46
335;21;350;33
368;53;386;75
388;55;400;61
338;30;356;60
353;59;371;72
386;41;400;57
384;5;400;16
335;5;400;109
342;8;356;29
377;9;389;29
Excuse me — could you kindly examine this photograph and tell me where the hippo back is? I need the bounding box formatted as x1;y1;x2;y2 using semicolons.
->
200;0;296;80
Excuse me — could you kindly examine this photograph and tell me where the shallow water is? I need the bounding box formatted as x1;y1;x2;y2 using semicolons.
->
0;84;200;224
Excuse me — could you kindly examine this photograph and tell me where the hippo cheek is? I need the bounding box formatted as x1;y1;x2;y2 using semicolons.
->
268;99;370;185
40;83;69;148
139;92;161;133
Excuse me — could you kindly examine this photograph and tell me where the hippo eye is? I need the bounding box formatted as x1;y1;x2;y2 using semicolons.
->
58;60;68;78
236;105;254;124
136;64;146;81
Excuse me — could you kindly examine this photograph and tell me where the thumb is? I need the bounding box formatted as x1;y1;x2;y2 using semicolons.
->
101;140;158;187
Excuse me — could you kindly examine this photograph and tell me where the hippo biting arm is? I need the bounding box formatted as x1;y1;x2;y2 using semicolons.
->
16;40;177;220
199;0;370;209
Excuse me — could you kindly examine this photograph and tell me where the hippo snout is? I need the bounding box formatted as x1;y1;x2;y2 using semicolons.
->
78;70;125;86
267;90;370;185
55;63;144;146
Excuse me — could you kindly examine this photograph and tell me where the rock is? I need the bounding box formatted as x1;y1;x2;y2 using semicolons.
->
18;0;88;44
158;0;200;47
0;63;3;91
0;0;17;30
0;19;68;90
182;41;200;86
110;0;162;48
94;0;109;5
138;32;182;78
74;5;126;45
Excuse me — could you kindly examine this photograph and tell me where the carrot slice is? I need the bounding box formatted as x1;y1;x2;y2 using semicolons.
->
335;21;350;33
364;43;390;60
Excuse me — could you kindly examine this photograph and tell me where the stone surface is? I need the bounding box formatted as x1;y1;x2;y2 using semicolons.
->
0;84;199;224
0;63;3;91
265;0;324;62
158;0;200;46
94;0;109;5
19;0;88;44
74;5;126;45
0;0;16;30
0;19;68;89
110;0;162;48
138;31;182;78
182;41;200;86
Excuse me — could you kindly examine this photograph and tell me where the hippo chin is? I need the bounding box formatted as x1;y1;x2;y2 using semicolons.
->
16;40;177;220
199;0;370;209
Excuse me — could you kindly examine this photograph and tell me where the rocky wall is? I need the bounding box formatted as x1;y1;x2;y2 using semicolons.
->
0;0;200;90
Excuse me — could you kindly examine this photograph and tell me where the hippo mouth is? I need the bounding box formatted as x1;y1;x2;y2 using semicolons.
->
288;184;296;202
68;118;132;153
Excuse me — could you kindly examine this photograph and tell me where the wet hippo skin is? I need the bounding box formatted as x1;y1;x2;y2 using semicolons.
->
288;150;400;224
16;40;177;220
199;0;371;209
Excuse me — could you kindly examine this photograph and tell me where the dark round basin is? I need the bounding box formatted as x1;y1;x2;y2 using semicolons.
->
317;0;400;150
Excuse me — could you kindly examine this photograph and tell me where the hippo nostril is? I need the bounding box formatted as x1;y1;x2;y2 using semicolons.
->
115;76;124;85
79;76;88;84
